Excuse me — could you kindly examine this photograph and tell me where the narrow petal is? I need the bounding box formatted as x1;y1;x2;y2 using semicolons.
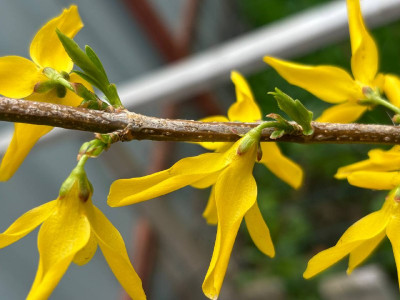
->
347;231;385;274
30;5;83;72
259;142;303;189
108;141;241;207
316;102;367;123
386;216;400;288
347;0;378;83
336;160;376;179
244;202;275;257
203;185;218;225
87;205;146;300
304;206;391;279
0;56;42;98
202;145;257;299
304;241;362;279
0;201;56;248
72;231;98;266
191;172;219;189
347;171;400;190
335;147;400;179
27;195;91;299
227;71;262;122
0;123;52;181
264;57;362;103
384;74;400;108
339;209;391;244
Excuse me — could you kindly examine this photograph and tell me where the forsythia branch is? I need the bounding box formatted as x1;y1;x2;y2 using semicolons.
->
0;96;400;145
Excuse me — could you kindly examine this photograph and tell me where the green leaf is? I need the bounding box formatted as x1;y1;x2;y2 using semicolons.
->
72;70;102;90
85;45;108;81
269;88;314;135
270;129;285;139
106;84;122;108
56;29;107;87
57;29;123;108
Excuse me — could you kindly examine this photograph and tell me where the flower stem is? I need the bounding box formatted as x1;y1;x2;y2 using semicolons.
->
360;91;400;115
373;96;400;115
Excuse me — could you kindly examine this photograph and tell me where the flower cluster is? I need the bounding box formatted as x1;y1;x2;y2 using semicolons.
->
280;0;400;288
108;71;303;299
303;145;400;284
264;0;400;123
0;7;146;300
0;157;145;299
0;6;91;181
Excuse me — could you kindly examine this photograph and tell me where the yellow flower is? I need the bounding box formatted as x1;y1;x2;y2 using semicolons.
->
264;0;399;123
196;71;303;224
0;163;146;300
109;132;274;299
0;6;90;181
108;72;303;299
304;189;400;288
335;146;400;190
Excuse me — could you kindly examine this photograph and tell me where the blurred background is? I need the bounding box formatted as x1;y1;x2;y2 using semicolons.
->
0;0;400;299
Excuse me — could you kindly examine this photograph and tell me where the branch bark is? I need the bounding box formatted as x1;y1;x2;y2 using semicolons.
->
0;96;400;145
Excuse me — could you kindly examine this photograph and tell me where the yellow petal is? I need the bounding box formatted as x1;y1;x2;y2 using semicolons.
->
0;56;42;98
108;141;241;207
259;142;303;189
316;102;367;123
0;200;56;248
304;207;390;279
340;207;391;243
191;171;219;189
27;194;91;299
202;144;257;299
347;171;400;190
384;74;400;108
335;148;400;179
244;202;275;257
264;56;362;103
304;240;362;279
386;216;400;289
347;231;385;274
347;0;378;84
30;5;83;72
72;230;98;266
87;205;146;300
227;71;262;122
336;160;373;179
0;123;52;181
202;185;218;225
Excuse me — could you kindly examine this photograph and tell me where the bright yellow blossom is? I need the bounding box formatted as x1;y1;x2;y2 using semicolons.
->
264;0;400;123
0;161;146;300
304;189;400;288
335;146;400;190
196;71;303;224
108;72;303;299
0;6;91;181
109;131;274;299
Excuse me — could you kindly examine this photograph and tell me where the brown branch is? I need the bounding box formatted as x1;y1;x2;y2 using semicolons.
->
1;96;400;145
